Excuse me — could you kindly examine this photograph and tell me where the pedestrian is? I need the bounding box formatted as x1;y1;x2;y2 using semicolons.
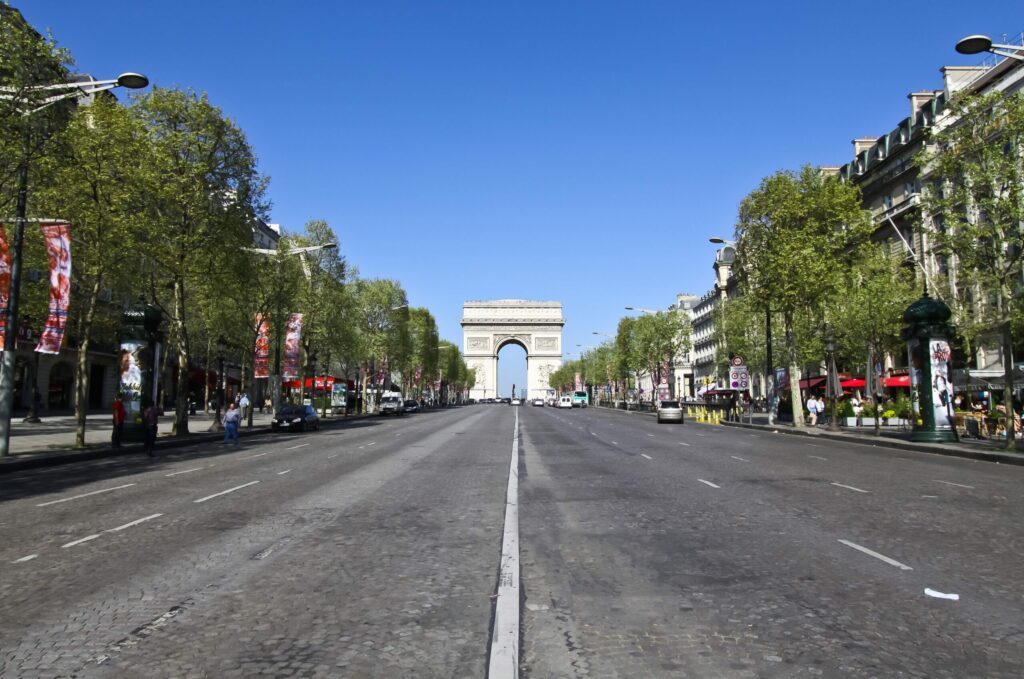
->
112;395;126;448
816;395;827;425
222;402;241;446
239;392;250;422
851;394;864;426
805;394;818;426
142;397;159;457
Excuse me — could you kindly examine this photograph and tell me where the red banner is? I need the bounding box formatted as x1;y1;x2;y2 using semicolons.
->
35;222;72;355
282;313;303;378
254;313;270;378
0;225;11;351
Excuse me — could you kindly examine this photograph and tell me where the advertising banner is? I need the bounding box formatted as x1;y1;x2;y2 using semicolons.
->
907;338;922;418
0;225;10;351
930;339;954;431
331;381;348;410
282;313;303;378
118;339;146;419
34;222;72;354
575;372;582;391
254;313;270;378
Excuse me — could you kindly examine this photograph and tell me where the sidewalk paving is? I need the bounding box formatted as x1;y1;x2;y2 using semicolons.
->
596;404;1024;467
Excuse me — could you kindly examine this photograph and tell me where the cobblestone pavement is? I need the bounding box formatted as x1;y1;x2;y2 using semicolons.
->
0;406;515;677
518;406;1024;678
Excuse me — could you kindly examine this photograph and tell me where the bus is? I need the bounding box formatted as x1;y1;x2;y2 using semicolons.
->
571;390;589;408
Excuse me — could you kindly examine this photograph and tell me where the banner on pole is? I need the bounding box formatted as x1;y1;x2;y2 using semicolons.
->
35;222;72;354
0;225;11;351
254;313;270;378
282;313;303;379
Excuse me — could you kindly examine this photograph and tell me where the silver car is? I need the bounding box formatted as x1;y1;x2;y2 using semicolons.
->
657;400;684;424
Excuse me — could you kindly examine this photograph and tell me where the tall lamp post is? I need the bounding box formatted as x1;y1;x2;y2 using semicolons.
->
825;327;842;432
209;335;229;432
955;35;1024;61
0;72;149;457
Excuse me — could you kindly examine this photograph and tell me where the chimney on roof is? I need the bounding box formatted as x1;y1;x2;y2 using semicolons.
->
853;138;879;156
908;91;940;118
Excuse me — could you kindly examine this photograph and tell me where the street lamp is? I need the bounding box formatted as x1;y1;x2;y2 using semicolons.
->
624;306;659;314
0;71;149;457
824;327;842;433
209;335;229;432
955;35;1024;61
710;235;776;424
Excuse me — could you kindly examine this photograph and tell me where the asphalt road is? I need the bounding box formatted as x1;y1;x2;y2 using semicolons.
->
2;403;1022;678
519;406;1024;678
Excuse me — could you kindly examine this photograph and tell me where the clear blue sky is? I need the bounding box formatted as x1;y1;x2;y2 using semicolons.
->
21;2;1022;394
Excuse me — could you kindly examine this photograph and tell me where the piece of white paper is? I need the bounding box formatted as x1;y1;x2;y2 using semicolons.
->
924;588;959;601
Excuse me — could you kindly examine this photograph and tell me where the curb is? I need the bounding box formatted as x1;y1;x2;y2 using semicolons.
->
0;412;378;475
719;420;1024;467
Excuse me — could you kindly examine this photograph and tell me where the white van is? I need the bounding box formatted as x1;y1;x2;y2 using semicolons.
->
558;395;573;409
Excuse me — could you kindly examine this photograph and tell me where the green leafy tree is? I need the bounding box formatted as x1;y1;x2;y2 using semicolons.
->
918;91;1024;447
132;87;268;434
733;165;872;426
353;278;407;411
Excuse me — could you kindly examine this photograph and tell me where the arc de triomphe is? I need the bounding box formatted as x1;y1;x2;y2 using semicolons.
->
461;300;563;401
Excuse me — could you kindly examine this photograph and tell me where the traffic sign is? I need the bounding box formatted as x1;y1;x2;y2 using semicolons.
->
732;355;745;367
730;366;749;390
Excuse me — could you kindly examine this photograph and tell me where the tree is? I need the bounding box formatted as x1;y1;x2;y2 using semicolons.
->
632;311;691;399
918;91;1024;448
353;278;407;412
733;166;872;426
34;97;149;445
132;87;268;434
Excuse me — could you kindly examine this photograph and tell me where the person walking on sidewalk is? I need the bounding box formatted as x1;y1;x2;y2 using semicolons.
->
806;394;818;426
142;397;159;457
239;392;250;424
222;402;241;445
112;395;126;448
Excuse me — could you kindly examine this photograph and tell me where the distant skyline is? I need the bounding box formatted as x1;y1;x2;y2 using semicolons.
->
19;2;1023;394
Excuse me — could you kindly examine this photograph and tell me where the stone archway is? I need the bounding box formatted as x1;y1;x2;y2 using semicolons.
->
461;300;563;401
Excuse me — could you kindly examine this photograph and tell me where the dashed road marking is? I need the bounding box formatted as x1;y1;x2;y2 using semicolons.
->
641;453;653;460
106;514;163;533
611;441;618;446
286;443;309;450
933;480;974;489
62;534;101;549
244;453;267;460
809;455;828;461
37;483;136;507
327;454;338;459
838;539;912;570
193;480;261;504
165;468;203;477
277;469;292;475
367;442;377;446
832;482;869;493
698;479;720;489
807;443;820;447
12;554;38;563
678;441;691;447
647;434;655;437
731;456;750;462
693;433;706;437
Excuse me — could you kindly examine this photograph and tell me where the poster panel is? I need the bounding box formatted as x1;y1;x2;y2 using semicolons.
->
254;313;270;378
930;339;954;431
0;225;10;351
35;222;72;354
118;340;146;418
282;313;303;379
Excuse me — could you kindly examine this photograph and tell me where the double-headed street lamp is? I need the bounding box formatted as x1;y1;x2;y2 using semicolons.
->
0;72;149;457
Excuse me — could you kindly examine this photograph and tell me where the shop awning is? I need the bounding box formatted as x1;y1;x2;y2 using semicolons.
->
704;389;736;397
798;375;826;390
841;377;866;388
884;375;910;387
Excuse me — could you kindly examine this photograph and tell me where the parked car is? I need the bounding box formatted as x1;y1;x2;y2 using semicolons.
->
558;396;573;409
403;399;420;413
380;395;405;415
657;400;684;424
532;398;545;407
272;404;320;432
511;398;522;406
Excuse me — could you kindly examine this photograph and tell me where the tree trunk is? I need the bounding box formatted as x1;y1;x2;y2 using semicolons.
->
785;314;804;427
1001;319;1015;449
172;278;190;435
203;335;211;414
73;278;102;448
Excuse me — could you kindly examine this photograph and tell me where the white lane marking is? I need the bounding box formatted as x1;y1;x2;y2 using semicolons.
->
489;404;520;676
12;554;38;563
277;469;292;475
287;443;309;450
106;513;163;533
367;442;377;446
611;441;618;446
641;453;653;460
165;467;203;477
36;483;136;507
933;480;974;489
731;456;750;462
62;534;101;548
647;434;655;437
921;495;938;499
693;433;706;437
678;441;691;447
327;454;338;459
809;455;828;461
244;453;267;460
749;434;758;438
832;482;869;493
807;443;820;447
698;479;720;489
591;432;597;436
924;588;959;600
838;539;913;571
193;480;261;504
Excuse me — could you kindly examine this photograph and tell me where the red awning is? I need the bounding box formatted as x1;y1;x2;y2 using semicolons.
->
798;375;826;390
884;375;910;387
704;388;736;397
841;377;866;388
